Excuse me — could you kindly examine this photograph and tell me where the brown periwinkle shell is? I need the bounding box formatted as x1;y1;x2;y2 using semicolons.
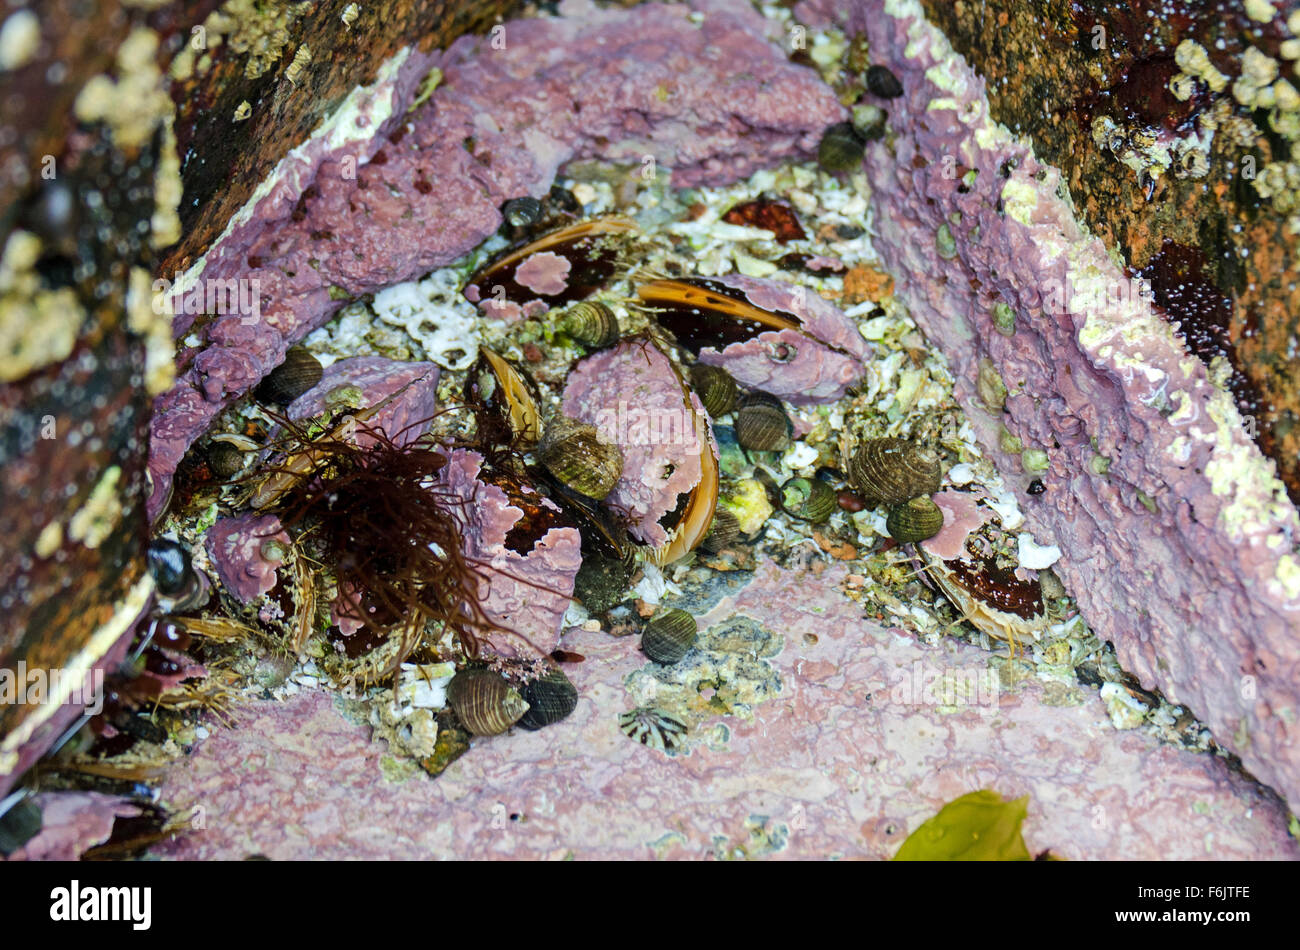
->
503;195;544;228
447;669;529;736
688;363;739;418
865;64;904;99
206;441;245;479
537;416;624;500
818;121;866;173
557;301;620;348
781;476;837;524
517;665;579;730
846;437;942;507
734;391;793;452
254;345;323;405
641;608;699;665
886;495;945;543
700;508;740;553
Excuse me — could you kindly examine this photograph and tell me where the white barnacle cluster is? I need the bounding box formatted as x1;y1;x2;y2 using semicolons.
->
1173;38;1229;93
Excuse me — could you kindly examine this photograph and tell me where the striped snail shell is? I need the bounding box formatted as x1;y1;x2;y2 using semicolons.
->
688;364;739;418
517;665;579;730
503;195;544;228
818;121;866;173
781;476;837;523
846;437;942;507
641;607;698;665
734;391;793;452
557;301;620;348
700;508;740;553
254;346;323;405
447;669;529;737
886;495;945;543
537;415;624;500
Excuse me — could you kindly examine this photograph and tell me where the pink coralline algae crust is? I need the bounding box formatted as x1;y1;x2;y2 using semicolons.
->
562;340;714;547
513;252;572;297
204;513;290;605
820;1;1300;806
922;490;991;561
146;0;845;520
697;274;870;404
152;563;1298;860
6;792;141;861
286;356;440;447
439;450;582;658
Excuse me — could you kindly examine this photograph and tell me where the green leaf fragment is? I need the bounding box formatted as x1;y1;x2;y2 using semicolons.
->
892;789;1033;861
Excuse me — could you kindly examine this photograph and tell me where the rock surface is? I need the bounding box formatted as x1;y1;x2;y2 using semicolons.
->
152;563;1298;860
147;0;845;520
814;0;1300;808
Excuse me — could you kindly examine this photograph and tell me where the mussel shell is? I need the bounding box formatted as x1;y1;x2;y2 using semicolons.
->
503;195;544;228
818;122;866;173
865;64;904;99
147;538;193;597
557;301;620;348
886;495;945;543
734;391;793;452
537;416;624;501
254;345;323;405
781;477;837;523
688;364;739;418
846;437;942;507
516;666;579;730
206;441;245;479
447;669;529;736
641;608;699;664
0;797;42;853
466;347;543;447
700;508;740;553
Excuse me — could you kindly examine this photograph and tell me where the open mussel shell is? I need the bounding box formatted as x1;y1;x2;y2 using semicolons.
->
517;665;579;730
700;508;740;553
734;391;793;452
466;346;543;447
846;437;942;507
447;669;529;737
254;345;323;405
466;216;637;309
556;301;620;348
886;495;945;543
641;608;699;665
689;364;739;418
537;416;624;501
781;476;837;523
636;276;803;356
